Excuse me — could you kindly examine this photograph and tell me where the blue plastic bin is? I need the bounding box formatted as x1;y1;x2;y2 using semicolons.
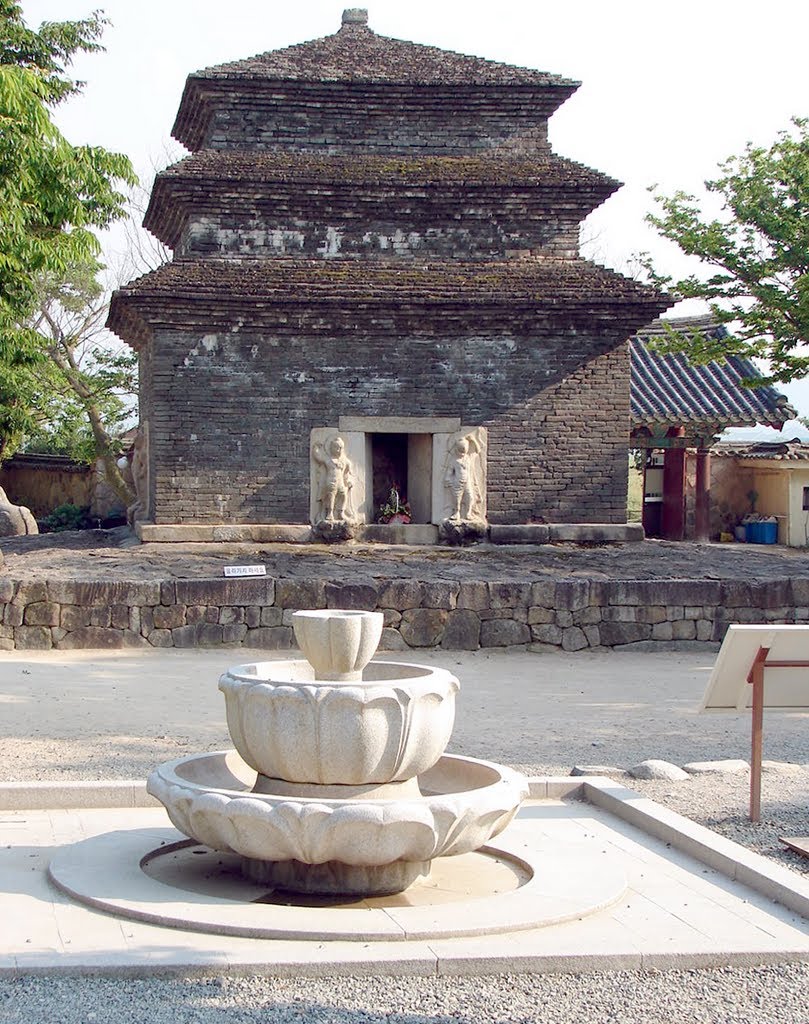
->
746;521;778;544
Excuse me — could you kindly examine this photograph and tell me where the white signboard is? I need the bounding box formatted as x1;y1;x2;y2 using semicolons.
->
223;565;267;578
700;624;809;711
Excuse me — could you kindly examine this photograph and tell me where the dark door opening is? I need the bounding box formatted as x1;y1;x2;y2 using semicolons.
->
371;433;408;519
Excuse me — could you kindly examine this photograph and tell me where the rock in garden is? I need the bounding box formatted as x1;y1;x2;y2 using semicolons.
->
683;759;749;776
570;765;630;778
628;759;690;781
0;487;38;537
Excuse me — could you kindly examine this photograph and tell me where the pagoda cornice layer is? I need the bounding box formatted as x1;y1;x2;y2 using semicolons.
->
173;21;578;152
109;258;670;349
145;151;620;250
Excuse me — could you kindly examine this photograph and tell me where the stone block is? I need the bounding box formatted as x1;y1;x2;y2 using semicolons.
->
60;604;89;631
751;580;792;610
89;606;111;627
554;580;590;611
12;581;47;605
0;579;13;603
0;638;14;650
488;524;550;544
598;621;652;646
205;607;220;623
549;523;643;543
140;606;155;635
274;579;325;609
56;627;125;649
110;604;131;630
531;623;563;646
377;580;423;611
528;606;554;625
605;581;667;607
583;624;601;647
325;581;379;610
383;609;402;627
4;604;23;626
222;624;248;644
244;626;294;649
671;619;697;640
637;606;667;625
530;581;556;608
399;608;447;647
456;581;489;611
245;606;261;628
174;578;274;607
219;606;246;625
555;610;573;628
719;580;753;609
601;607;639;623
186;606;207;624
790;579;809;605
488;582;530;609
666;606;685;621
171;623;226;647
153;605;186;630
378;627;409;651
23;602;60;627
440;609;481;651
480;619;530;647
421;581;459;609
51;627;67;643
696;619;713;641
561;626;588;652
662;580;722;605
46;580;161;607
651;622;674;641
572;606;602;626
148;629;174;648
14;625;52;649
160;581;176;605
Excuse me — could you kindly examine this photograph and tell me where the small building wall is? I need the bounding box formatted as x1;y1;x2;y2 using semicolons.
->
786;470;809;548
0;456;94;518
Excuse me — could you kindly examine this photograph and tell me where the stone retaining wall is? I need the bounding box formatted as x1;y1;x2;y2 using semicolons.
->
0;577;804;651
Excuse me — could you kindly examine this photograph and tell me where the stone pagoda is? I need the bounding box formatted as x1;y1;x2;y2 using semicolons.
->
108;9;670;543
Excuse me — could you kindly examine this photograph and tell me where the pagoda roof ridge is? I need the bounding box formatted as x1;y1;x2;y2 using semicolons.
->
190;14;579;89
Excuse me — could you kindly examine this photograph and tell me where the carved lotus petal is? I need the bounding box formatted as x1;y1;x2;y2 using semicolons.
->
146;751;528;868
219;661;459;785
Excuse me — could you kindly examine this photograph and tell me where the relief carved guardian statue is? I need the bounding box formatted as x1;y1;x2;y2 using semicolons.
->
312;434;356;525
442;434;485;525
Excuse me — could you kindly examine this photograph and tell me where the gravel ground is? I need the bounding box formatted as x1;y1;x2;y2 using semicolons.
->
1;966;808;1024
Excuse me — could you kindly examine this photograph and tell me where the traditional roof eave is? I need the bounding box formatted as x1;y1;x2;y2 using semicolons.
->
144;151;621;249
108;257;670;350
630;317;795;431
172;16;579;151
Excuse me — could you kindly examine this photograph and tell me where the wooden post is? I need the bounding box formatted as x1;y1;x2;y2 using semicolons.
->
661;427;686;540
747;646;768;823
695;448;711;542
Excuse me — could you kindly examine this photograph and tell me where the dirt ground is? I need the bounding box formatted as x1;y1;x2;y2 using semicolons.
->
3;527;809;582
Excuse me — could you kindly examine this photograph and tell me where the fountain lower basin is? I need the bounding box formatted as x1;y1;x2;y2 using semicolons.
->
146;750;528;895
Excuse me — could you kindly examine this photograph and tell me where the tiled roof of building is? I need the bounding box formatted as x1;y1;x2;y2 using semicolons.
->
192;12;579;89
108;257;669;348
630;315;794;430
712;439;809;461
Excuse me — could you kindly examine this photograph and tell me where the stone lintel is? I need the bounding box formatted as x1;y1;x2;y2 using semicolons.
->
136;523;311;543
338;416;461;434
359;524;439;545
548;523;645;544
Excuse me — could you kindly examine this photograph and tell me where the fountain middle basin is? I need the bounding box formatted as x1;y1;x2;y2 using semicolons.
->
147;749;528;895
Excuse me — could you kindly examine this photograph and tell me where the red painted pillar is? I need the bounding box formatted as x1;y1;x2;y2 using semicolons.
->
661;427;686;541
695;448;711;542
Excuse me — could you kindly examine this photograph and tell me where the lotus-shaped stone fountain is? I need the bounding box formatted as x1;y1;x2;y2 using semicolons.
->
148;609;528;896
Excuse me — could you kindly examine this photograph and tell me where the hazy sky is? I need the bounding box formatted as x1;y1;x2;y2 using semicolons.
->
20;0;809;414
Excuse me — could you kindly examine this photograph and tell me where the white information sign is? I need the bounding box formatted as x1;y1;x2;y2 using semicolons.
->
223;565;267;578
700;624;809;712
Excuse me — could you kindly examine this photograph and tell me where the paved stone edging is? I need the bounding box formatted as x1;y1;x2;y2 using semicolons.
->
0;576;803;651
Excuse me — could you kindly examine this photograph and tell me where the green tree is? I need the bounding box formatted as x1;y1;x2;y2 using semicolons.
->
0;1;135;457
643;118;809;385
24;259;137;503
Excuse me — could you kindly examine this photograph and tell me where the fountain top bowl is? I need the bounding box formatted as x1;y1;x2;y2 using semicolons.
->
292;608;383;681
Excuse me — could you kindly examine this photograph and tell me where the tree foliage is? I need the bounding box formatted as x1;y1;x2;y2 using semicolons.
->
0;2;136;463
643;118;809;385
